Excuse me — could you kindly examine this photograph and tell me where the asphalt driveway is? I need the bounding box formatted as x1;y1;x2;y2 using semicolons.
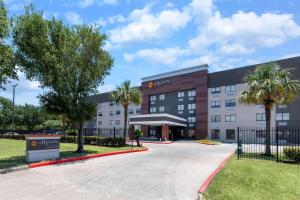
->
0;141;234;200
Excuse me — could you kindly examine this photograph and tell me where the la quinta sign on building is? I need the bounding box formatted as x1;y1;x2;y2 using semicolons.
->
148;79;171;89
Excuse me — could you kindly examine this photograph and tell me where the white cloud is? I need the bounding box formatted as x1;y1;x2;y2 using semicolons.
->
65;12;83;25
78;0;118;8
99;0;118;6
124;47;189;64
92;14;126;27
189;11;300;54
180;54;218;68
78;0;95;8
107;14;126;24
109;6;190;44
94;17;107;27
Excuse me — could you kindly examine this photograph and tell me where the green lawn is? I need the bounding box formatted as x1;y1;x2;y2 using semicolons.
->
0;139;142;170
204;157;300;200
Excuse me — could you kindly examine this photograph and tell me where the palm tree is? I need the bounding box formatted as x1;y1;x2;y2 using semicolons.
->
111;81;141;139
239;62;300;156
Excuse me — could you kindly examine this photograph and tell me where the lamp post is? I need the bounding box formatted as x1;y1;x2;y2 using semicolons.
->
11;84;18;131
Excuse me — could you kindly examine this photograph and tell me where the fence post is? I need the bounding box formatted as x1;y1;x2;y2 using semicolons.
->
113;127;116;140
84;128;87;144
237;127;240;159
276;127;279;162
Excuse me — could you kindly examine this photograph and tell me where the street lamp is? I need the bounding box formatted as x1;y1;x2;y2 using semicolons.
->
11;84;18;131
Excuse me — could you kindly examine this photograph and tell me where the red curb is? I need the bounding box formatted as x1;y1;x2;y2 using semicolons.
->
29;147;148;169
198;152;234;194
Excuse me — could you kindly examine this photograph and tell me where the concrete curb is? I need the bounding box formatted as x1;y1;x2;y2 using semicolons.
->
197;152;235;200
142;141;174;144
0;165;29;174
29;147;149;169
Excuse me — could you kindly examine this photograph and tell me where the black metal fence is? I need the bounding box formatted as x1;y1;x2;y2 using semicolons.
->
237;127;300;163
0;128;128;138
84;128;127;138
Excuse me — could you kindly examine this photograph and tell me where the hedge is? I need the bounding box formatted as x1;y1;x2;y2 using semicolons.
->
0;134;125;147
283;147;300;162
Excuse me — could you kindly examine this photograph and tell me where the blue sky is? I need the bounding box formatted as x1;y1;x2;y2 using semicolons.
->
2;0;300;105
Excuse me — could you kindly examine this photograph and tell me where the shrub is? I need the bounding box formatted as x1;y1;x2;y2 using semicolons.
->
65;129;77;136
0;134;25;140
0;134;126;147
283;147;300;162
134;129;143;138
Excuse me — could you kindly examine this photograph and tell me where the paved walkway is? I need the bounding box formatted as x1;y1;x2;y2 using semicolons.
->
0;141;235;200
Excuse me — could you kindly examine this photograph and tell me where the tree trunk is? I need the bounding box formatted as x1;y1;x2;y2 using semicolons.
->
123;105;128;139
264;104;272;156
136;136;140;147
76;123;84;153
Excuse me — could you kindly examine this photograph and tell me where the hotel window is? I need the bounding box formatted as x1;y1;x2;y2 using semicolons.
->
211;101;221;108
98;112;103;117
128;109;134;115
225;115;236;122
115;120;120;125
150;107;156;113
109;111;114;116
211;129;220;139
211;115;221;123
109;120;114;125
159;94;165;100
178;104;184;111
226;129;235;140
225;85;236;93
276;113;289;121
256;113;265;121
188;103;196;110
225;99;236;107
98;121;102;126
211;87;221;94
178;91;184;98
159;106;165;112
150;95;156;101
188;90;196;97
278;104;287;108
115;110;121;115
188;117;196;123
136;108;141;114
109;102;114;106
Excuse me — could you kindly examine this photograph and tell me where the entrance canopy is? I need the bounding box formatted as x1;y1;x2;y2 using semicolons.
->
129;113;187;127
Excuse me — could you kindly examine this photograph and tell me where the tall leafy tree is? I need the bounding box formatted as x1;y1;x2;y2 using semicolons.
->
0;96;12;129
13;7;113;153
112;81;141;138
0;0;16;89
239;63;300;155
18;104;45;130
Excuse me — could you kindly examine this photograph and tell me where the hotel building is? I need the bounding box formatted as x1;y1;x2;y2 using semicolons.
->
85;56;300;142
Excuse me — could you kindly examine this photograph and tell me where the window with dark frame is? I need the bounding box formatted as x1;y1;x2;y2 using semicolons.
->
256;113;265;121
211;101;221;108
225;99;236;107
211;87;221;94
226;129;235;140
211;115;221;122
211;129;220;139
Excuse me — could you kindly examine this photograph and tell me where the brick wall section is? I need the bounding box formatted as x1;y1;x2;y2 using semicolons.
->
141;70;208;139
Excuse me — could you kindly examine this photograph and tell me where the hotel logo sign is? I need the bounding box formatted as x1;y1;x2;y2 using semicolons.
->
26;139;60;151
148;80;171;89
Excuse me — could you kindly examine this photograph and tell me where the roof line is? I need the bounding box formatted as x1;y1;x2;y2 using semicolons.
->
141;64;208;82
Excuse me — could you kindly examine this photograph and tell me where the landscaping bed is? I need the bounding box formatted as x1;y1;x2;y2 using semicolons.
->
204;157;300;200
0;139;143;170
195;139;221;145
